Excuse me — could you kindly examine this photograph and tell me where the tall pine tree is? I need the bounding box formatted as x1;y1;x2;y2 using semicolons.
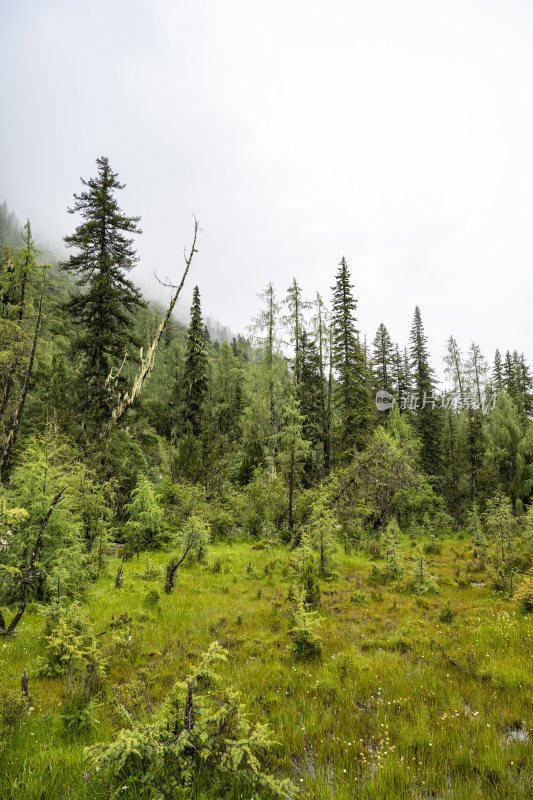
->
493;349;504;393
371;323;394;395
283;278;309;387
331;258;372;456
298;329;325;481
61;156;145;419
408;306;441;476
179;286;208;436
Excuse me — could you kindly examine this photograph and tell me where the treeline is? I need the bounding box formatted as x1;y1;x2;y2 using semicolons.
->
1;157;533;625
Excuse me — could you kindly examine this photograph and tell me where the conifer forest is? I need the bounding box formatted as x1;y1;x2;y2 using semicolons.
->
1;4;533;800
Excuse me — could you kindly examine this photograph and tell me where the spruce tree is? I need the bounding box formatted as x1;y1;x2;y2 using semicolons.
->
179;286;208;436
298;330;324;480
408;306;441;476
516;353;533;416
384;518;403;577
371;323;394;395
331;257;372;455
493;349;504;393
503;351;521;407
61;156;145;419
391;343;409;402
283;278;309;387
311;292;331;471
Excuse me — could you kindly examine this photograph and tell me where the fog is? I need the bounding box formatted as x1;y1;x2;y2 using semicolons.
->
1;0;532;377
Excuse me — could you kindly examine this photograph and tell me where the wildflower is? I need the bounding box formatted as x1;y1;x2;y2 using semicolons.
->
83;773;89;784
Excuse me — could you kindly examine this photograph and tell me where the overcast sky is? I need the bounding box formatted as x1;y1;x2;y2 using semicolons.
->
1;0;532;383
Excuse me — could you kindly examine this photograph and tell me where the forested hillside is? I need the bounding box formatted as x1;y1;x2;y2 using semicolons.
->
1;158;533;800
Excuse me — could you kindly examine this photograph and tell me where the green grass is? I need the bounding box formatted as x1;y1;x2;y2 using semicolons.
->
1;538;533;799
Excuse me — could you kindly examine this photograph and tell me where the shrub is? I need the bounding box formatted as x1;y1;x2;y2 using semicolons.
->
143;589;160;608
138;566;161;581
350;590;366;604
86;642;295;799
361;634;411;653
514;576;533;612
0;689;27;753
289;587;322;662
210;556;223;573
335;652;357;679
368;539;381;559
439;605;455;623
263;558;279;577
38;602;94;677
292;529;321;607
308;501;338;579
207;504;235;540
384;518;403;576
299;555;321;607
368;564;393;584
405;548;438;594
61;689;99;735
424;534;441;555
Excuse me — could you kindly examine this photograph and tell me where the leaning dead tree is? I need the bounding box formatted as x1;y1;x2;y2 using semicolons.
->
111;219;199;424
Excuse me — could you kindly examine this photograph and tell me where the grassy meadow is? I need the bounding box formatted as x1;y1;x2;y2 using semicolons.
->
1;537;532;799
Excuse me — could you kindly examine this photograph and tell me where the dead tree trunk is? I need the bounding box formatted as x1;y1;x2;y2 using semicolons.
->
21;669;29;698
115;554;125;589
111;220;198;424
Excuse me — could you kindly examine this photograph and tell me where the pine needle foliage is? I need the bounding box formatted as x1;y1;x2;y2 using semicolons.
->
86;641;295;799
289;585;323;662
60;156;145;418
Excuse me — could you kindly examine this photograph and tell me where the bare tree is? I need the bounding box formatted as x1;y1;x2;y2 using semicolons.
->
111;219;199;424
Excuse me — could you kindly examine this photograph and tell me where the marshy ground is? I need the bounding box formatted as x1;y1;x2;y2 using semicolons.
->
1;538;532;799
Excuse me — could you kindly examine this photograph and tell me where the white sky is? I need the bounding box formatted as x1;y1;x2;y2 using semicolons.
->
1;0;532;381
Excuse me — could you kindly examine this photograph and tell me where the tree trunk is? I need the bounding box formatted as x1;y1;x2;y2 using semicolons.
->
111;220;198;424
288;449;295;531
115;555;125;589
270;377;277;474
